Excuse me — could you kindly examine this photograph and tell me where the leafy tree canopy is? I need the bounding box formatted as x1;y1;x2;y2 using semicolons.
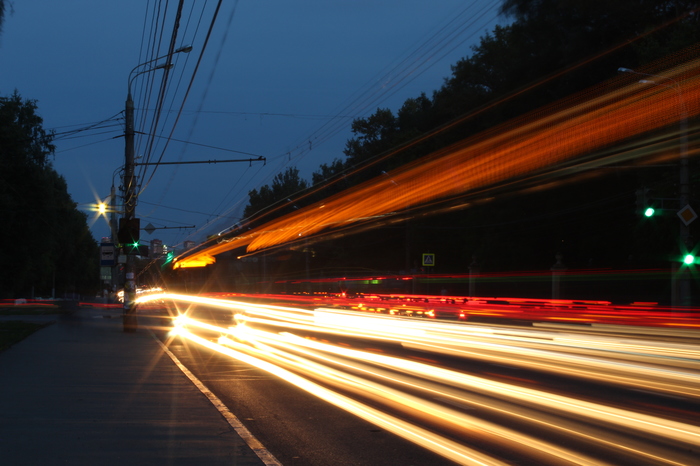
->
243;166;309;221
0;91;98;298
239;0;700;278
0;0;6;36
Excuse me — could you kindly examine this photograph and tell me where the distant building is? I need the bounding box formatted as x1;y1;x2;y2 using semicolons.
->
151;239;164;258
184;240;196;250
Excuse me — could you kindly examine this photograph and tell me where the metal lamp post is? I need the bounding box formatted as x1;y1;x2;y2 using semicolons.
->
122;46;192;332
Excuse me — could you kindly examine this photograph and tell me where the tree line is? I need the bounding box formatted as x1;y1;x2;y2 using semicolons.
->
0;92;99;298
239;0;700;282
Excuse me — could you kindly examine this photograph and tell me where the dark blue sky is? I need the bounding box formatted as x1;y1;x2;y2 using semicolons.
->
0;1;504;250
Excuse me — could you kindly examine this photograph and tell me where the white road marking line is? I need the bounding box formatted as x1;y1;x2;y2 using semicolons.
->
151;332;283;466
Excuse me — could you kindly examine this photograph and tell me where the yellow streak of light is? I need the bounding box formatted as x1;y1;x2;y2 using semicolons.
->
243;327;700;447
174;256;215;268
218;331;608;466
229;329;685;466
175;327;508;466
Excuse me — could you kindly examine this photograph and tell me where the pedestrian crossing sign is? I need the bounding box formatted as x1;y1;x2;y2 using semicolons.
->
422;253;435;266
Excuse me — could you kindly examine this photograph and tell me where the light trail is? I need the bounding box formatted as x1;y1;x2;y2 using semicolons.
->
231;325;700;446
175;54;700;268
225;329;695;465
139;292;700;465
216;332;607;466
204;290;700;328
171;324;509;466
229;301;700;397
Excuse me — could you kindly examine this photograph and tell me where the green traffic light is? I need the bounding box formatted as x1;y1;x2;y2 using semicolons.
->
683;254;695;265
644;207;655;217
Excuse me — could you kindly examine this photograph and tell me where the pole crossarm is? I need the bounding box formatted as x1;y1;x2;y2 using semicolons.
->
145;225;195;230
134;156;266;166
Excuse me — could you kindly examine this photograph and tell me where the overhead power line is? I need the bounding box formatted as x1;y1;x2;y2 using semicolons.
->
135;131;268;158
138;0;226;196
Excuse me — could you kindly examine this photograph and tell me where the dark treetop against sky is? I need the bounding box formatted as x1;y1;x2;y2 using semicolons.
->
0;0;503;250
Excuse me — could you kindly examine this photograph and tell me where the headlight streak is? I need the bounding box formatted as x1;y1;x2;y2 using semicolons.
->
218;331;608;466
142;293;700;464
223;329;689;466
241;329;700;447
176;327;509;466
398;336;700;396
308;308;700;399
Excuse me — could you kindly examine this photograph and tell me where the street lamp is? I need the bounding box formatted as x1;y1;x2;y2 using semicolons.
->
620;67;692;306
122;45;192;332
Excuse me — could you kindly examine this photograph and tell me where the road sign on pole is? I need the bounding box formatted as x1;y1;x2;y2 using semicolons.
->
100;243;116;266
677;204;697;226
422;253;435;267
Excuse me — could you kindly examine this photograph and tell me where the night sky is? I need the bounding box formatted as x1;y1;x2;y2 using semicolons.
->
0;0;504;250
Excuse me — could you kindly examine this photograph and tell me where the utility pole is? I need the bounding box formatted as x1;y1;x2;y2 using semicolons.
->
119;46;192;332
122;88;137;332
620;68;693;306
110;185;119;297
121;63;169;332
677;98;691;306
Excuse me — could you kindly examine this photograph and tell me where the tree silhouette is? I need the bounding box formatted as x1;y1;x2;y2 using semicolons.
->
0;91;98;298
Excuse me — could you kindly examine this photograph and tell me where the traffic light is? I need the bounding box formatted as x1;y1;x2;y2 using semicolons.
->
635;188;655;217
683;253;695;265
118;218;140;244
122;243;149;256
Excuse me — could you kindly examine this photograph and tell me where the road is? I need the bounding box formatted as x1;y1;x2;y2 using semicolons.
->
141;293;700;465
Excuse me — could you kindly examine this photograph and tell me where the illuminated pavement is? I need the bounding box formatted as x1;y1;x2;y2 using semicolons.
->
0;308;272;466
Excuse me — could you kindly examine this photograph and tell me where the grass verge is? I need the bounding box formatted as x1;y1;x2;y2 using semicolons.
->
0;321;51;352
0;305;61;316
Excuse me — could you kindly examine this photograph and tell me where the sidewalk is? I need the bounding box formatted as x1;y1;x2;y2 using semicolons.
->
0;308;268;466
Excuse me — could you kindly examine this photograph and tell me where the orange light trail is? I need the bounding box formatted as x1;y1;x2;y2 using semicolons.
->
175;57;700;268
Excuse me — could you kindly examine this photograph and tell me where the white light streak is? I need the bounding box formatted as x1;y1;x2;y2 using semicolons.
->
138;292;700;465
